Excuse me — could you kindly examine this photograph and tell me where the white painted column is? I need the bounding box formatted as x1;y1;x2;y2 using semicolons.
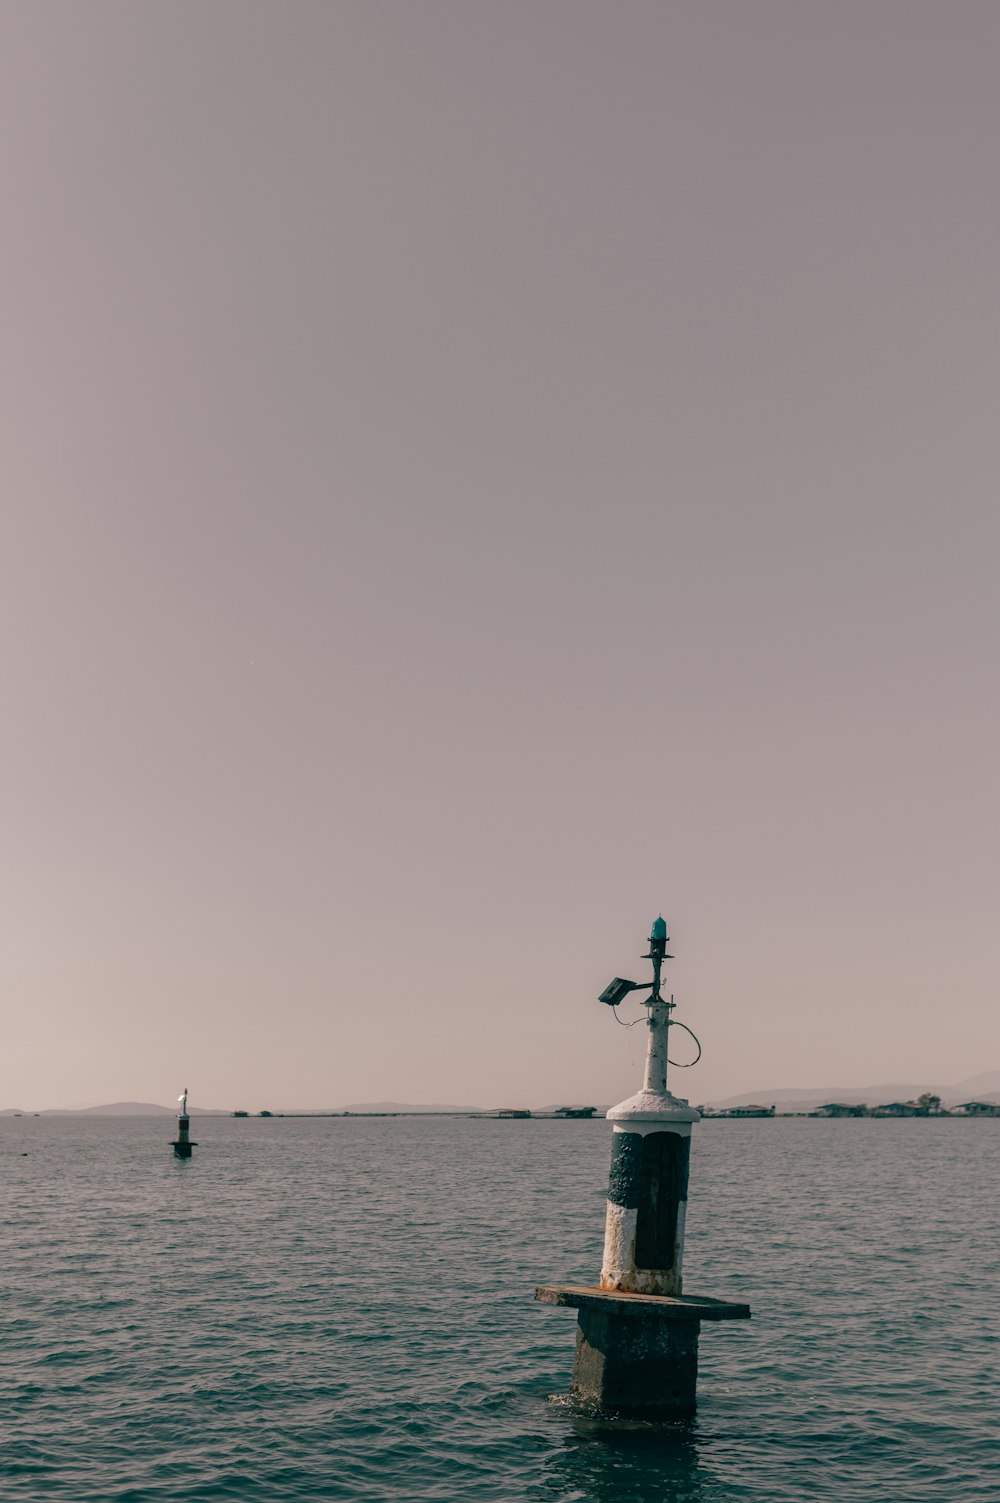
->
600;1008;699;1297
642;998;669;1095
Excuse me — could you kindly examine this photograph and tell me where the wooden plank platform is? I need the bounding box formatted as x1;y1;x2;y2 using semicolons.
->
535;1284;751;1321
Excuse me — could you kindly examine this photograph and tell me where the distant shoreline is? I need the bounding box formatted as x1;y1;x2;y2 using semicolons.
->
5;1107;998;1121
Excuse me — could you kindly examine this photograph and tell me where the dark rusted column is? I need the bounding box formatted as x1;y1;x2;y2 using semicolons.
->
172;1115;193;1157
537;1286;749;1418
573;1305;699;1416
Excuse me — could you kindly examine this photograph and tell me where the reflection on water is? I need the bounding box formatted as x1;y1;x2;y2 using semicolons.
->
540;1415;708;1503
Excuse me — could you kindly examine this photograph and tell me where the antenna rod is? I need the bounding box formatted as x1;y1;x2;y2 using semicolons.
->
642;917;672;1095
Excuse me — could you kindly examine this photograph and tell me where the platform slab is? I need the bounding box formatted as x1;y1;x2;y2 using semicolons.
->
536;1284;750;1321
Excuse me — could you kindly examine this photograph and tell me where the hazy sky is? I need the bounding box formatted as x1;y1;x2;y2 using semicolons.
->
2;2;997;1111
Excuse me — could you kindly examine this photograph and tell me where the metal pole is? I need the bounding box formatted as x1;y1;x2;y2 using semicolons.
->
643;919;670;1096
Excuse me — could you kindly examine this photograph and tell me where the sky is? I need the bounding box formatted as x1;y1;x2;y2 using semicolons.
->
1;2;997;1111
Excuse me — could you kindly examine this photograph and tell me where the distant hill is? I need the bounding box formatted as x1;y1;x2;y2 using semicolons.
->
951;1070;1000;1096
1;1100;484;1117
45;1101;176;1116
1;1101;230;1117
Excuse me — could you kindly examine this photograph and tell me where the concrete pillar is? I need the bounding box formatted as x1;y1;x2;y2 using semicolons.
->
535;917;750;1417
572;1302;699;1417
535;1284;749;1419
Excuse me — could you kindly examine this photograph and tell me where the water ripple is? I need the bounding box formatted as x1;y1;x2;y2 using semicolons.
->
1;1116;997;1501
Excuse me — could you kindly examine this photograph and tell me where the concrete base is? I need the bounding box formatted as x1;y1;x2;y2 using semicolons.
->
572;1304;699;1416
536;1285;750;1419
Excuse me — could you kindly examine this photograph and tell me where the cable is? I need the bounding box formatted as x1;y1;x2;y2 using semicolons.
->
611;1004;644;1029
667;1020;702;1068
609;1003;702;1065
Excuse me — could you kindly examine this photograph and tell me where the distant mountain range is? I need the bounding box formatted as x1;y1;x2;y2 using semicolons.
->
3;1075;998;1117
0;1099;486;1117
0;1101;230;1117
1;1098;582;1117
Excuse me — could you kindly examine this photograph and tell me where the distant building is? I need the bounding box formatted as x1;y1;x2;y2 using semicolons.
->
555;1106;598;1118
813;1103;867;1118
870;1101;920;1117
718;1104;775;1118
953;1101;999;1116
498;1108;532;1118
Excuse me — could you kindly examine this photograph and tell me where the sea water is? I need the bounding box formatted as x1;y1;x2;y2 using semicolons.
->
1;1115;997;1502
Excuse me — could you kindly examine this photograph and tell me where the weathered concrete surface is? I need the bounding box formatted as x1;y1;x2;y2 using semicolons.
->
606;1089;700;1125
600;1111;695;1295
536;1285;751;1320
572;1304;701;1417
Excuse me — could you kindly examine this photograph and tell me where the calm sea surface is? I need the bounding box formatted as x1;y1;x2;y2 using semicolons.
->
1;1115;997;1502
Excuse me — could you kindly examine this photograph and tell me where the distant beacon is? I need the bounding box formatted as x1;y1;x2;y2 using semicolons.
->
172;1088;196;1159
